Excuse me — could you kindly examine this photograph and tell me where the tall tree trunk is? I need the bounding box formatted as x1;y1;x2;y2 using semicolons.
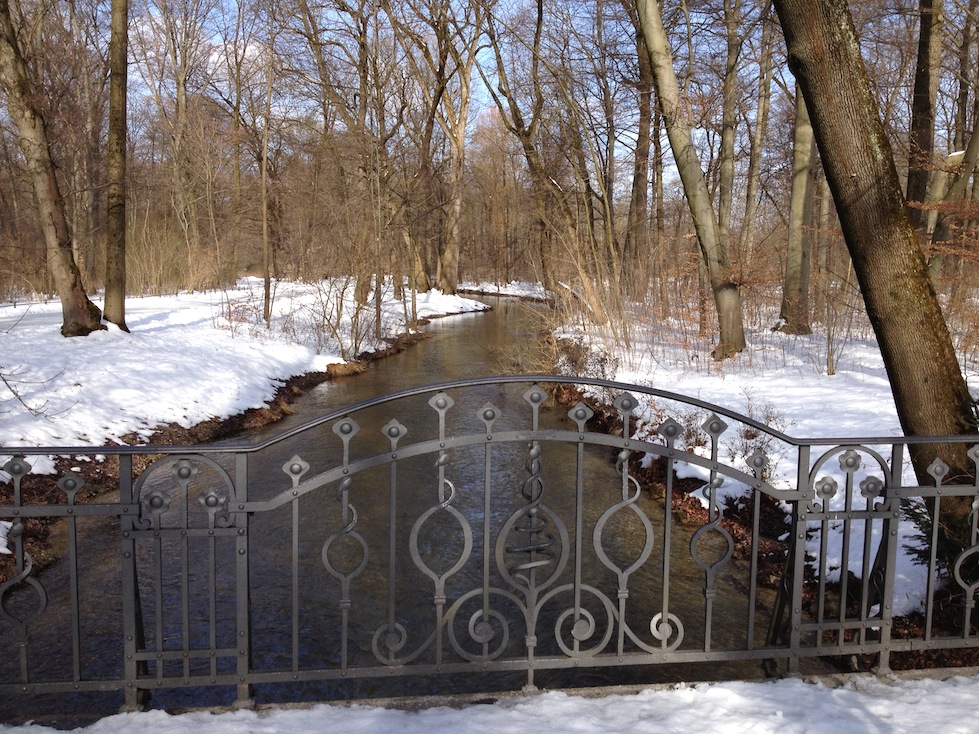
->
737;3;774;265
652;105;669;316
635;0;746;358
105;0;130;332
0;0;102;336
623;4;653;300
773;0;977;558
953;0;976;152
779;86;813;334
716;0;742;244
906;0;943;234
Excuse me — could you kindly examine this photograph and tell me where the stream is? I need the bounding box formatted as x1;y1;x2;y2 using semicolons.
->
1;298;775;725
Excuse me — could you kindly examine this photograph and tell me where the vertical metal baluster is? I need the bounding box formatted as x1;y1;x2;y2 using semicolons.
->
208;515;217;681
877;443;904;673
658;421;680;651
838;467;854;644
292;497;300;672
616;398;633;655
340;479;351;669
382;420;406;663
330;418;360;673
964;494;979;638
817;511;829;645
616;447;629;656
153;497;164;683
120;455;145;711
789;484;807;674
172;460;197;682
59;474;82;682
429;392;454;664
572;435;585;655
859;501;875;645
478;403;501;661
924;460;944;643
699;417;727;654
234;452;252;708
565;399;595;657
482;433;493;658
965;450;979;639
747;483;762;650
282;455;310;677
389;461;398;663
434;449;447;663
180;475;190;680
1;459;29;683
661;456;673;651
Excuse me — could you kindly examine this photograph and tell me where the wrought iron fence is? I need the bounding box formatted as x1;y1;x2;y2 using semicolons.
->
2;375;978;713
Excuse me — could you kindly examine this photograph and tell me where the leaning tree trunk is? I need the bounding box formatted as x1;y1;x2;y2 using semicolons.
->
773;0;978;556
622;10;653;300
0;0;102;337
635;0;746;358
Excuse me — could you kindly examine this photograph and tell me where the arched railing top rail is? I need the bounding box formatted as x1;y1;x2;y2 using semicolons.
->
3;374;979;719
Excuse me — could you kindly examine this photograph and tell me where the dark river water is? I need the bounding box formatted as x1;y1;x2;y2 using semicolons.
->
1;298;777;726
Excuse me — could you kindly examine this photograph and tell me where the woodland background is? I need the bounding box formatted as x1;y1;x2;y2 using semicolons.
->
0;0;977;367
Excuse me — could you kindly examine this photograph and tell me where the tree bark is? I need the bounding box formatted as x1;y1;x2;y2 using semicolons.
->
0;0;102;337
772;0;977;476
953;0;976;152
737;4;774;266
779;86;813;334
635;0;746;358
906;0;943;234
622;4;653;299
716;0;742;245
105;0;130;332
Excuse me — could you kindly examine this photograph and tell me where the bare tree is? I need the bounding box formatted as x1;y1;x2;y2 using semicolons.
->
635;0;747;358
132;0;219;271
104;0;130;331
0;0;102;336
386;0;487;294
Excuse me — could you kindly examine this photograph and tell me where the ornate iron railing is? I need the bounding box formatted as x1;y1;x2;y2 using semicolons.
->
2;375;978;714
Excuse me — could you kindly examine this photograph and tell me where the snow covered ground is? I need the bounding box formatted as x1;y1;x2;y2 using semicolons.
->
2;278;979;732
2;673;979;733
0;278;490;460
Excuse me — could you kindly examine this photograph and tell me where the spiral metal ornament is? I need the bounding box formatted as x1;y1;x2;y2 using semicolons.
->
321;477;368;584
549;585;616;657
504;442;554;581
445;589;514;661
0;522;48;633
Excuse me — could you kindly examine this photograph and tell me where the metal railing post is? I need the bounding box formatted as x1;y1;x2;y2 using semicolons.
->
233;452;253;708
119;455;148;711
